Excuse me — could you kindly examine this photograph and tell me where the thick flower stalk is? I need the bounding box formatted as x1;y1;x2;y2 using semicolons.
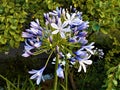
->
22;6;96;89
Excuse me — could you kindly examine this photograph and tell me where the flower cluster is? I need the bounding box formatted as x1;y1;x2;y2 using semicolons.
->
22;6;95;85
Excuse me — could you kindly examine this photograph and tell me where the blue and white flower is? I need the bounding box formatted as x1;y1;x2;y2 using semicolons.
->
57;65;64;78
64;12;83;26
28;67;45;85
51;18;71;38
80;42;95;54
72;50;92;72
22;6;96;85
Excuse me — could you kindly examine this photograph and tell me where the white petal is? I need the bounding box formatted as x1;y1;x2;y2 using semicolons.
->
62;21;68;28
30;28;38;34
66;53;71;58
60;32;66;38
52;30;59;34
53;57;56;61
51;23;59;29
58;18;62;26
28;70;38;74
61;61;66;66
36;19;39;25
36;77;41;85
57;67;64;78
51;62;55;64
34;42;41;48
22;52;30;57
25;45;34;51
71;61;76;65
22;32;33;38
84;55;91;60
31;21;38;27
86;48;94;55
49;12;57;16
90;42;95;46
62;9;65;15
30;74;37;79
72;19;83;25
80;62;86;73
66;13;70;19
83;60;92;65
62;27;71;32
78;64;82;72
71;13;76;20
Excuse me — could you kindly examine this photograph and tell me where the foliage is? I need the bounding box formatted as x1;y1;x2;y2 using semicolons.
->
0;0;27;51
0;74;42;90
103;64;120;90
0;0;120;89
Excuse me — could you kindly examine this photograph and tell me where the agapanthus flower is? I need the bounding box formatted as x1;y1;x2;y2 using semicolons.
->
30;19;43;31
77;21;89;31
80;42;95;54
64;12;83;26
51;18;71;38
22;6;96;85
28;67;45;85
49;7;63;18
22;19;43;57
22;46;33;57
57;65;64;78
22;40;35;57
73;50;92;72
93;48;104;59
52;57;66;66
77;56;92;72
69;36;88;45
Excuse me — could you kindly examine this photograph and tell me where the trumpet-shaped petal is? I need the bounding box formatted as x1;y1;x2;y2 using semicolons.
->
22;52;31;57
28;67;45;85
49;7;62;17
72;50;93;72
78;60;92;72
64;13;83;26
77;21;89;31
22;32;34;38
80;42;95;54
57;65;64;78
30;19;43;31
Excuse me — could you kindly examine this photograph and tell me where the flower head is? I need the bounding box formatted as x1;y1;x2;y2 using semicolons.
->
57;65;64;78
80;42;95;54
28;67;45;85
72;50;92;72
22;6;96;85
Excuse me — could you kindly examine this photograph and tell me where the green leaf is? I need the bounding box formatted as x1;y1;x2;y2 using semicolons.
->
10;25;17;30
0;16;5;22
119;75;120;80
10;39;14;47
92;23;100;31
112;79;118;86
1;39;7;44
0;7;4;14
9;31;15;36
99;12;105;18
101;29;108;34
20;19;26;23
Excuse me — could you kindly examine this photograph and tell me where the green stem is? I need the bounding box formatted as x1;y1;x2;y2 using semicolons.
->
54;53;59;90
65;56;68;90
45;50;54;67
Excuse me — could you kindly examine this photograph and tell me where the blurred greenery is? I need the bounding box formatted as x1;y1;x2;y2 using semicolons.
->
0;0;120;90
